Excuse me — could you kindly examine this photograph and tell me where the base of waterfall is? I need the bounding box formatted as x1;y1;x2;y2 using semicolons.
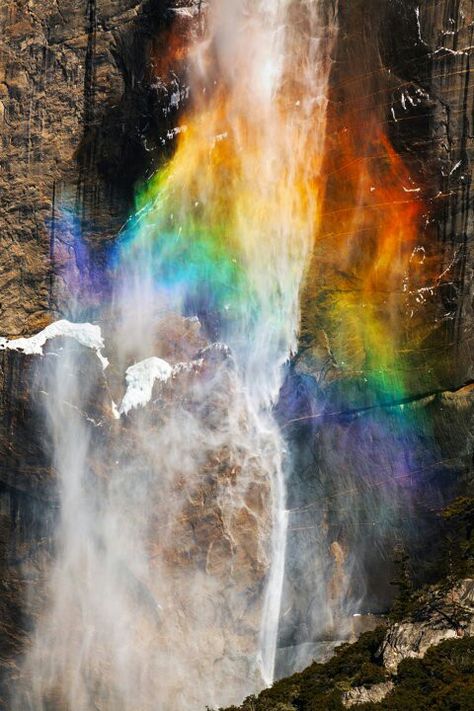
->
275;611;382;680
218;580;474;711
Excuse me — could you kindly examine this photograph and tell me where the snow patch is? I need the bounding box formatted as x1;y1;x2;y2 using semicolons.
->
118;340;232;417
119;357;173;416
0;320;109;369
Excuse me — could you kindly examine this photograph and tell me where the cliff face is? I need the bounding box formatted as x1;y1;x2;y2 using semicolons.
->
0;0;196;334
301;0;473;397
279;0;474;667
0;0;473;705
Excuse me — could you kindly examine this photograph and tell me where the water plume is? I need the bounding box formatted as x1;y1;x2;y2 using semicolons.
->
10;1;337;709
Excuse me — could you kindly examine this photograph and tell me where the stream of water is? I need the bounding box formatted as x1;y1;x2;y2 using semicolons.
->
10;2;337;708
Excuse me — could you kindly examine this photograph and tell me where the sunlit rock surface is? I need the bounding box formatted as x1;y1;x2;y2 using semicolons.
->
381;578;474;673
342;681;395;708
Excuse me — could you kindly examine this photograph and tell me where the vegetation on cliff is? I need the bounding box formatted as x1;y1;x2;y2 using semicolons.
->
218;635;474;711
217;497;474;711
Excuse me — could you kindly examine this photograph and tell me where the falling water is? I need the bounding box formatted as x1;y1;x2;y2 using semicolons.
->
10;1;337;709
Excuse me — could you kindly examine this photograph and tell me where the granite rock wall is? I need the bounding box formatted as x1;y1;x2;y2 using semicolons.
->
0;0;473;697
279;0;474;667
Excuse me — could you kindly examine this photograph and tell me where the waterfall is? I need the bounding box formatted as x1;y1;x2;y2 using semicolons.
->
11;1;337;709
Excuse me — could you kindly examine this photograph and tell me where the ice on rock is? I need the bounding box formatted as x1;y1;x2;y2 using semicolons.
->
119;357;173;416
0;319;109;369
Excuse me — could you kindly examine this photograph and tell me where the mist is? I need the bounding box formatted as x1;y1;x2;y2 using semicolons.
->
8;1;338;709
